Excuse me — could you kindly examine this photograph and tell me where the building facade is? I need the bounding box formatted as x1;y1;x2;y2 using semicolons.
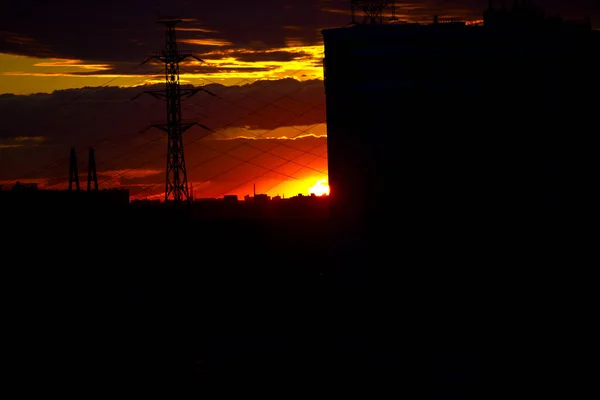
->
322;2;599;232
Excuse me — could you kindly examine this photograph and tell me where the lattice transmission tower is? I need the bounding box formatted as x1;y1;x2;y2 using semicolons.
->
139;18;213;203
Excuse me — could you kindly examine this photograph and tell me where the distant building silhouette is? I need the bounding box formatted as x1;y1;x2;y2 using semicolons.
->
1;185;130;212
223;195;239;204
254;194;270;204
322;1;599;230
12;181;38;191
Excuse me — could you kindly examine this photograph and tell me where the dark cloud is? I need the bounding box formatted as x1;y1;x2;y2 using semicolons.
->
219;50;313;63
18;58;277;78
0;30;52;56
0;78;326;140
1;1;597;62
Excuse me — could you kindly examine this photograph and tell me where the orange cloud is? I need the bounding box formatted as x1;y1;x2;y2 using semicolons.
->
180;38;234;46
2;71;150;79
226;133;326;141
14;136;46;143
0;136;46;149
211;124;327;140
176;27;218;33
33;59;113;71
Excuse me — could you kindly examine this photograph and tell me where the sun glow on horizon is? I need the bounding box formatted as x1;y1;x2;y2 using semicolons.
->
308;179;330;196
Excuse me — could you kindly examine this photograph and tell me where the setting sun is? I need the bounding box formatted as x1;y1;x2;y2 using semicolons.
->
309;179;330;196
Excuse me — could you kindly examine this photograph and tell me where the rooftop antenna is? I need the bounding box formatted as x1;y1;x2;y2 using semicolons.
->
69;147;80;192
350;1;392;24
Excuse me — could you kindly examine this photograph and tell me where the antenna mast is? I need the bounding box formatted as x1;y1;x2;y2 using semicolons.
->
350;1;393;24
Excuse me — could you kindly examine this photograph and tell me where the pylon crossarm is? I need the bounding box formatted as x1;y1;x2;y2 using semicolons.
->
130;90;167;101
181;87;217;99
140;56;154;65
151;123;169;133
141;54;165;65
180;122;197;133
181;88;203;98
196;123;213;132
186;54;205;63
202;88;217;96
144;90;168;99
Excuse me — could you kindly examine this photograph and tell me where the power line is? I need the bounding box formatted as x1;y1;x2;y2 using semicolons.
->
259;148;329;195
132;120;328;200
15;60;321;189
125;67;329;198
175;69;328;168
10;62;328;196
209;144;328;200
41;93;326;194
177;67;328;171
180;65;326;140
185;89;327;160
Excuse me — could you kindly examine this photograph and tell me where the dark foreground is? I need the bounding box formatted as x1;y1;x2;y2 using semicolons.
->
4;204;588;398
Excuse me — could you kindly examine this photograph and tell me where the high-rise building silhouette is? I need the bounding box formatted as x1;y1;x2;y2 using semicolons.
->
323;1;599;231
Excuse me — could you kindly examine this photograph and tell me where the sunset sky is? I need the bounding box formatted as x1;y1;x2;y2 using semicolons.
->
1;1;597;200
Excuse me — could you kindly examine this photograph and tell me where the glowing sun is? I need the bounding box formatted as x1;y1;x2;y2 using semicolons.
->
309;179;330;196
